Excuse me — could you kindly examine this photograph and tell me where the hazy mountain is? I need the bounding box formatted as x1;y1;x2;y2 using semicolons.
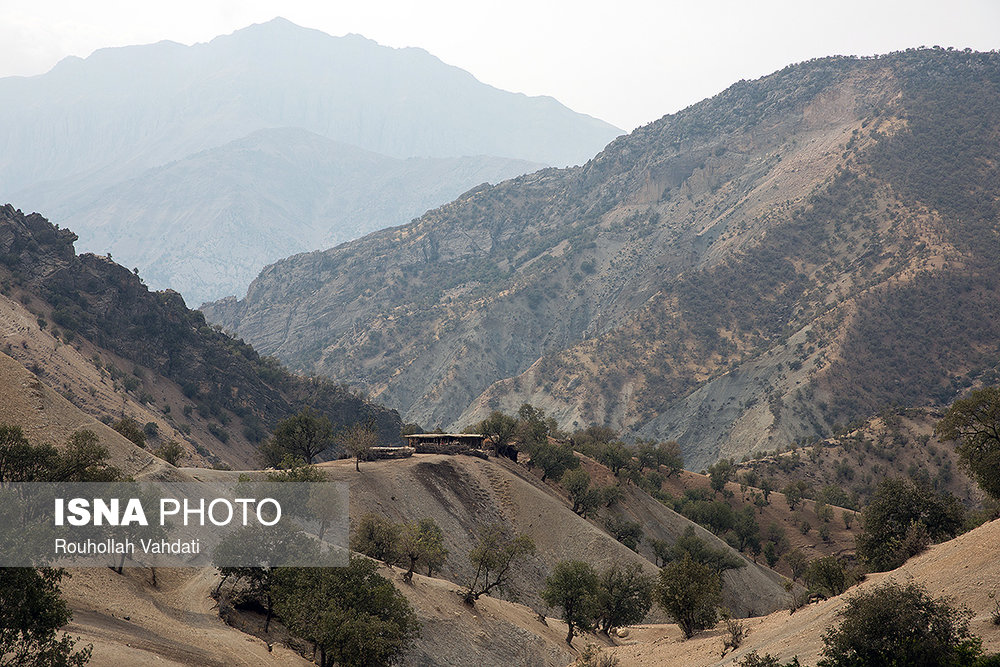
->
204;50;1000;469
0;17;620;201
54;127;542;304
0;18;616;303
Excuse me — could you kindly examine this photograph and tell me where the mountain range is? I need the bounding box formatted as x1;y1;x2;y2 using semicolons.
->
203;49;1000;470
0;18;619;304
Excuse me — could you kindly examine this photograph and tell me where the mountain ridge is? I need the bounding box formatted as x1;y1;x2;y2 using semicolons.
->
204;49;1000;469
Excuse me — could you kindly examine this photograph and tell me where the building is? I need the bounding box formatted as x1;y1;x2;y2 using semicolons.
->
402;433;486;455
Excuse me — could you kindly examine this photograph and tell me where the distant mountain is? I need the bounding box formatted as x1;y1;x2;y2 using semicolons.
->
0;17;619;199
0;18;618;303
204;50;1000;469
53;127;541;304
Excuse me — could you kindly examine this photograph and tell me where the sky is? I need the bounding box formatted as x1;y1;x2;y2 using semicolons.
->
1;0;998;131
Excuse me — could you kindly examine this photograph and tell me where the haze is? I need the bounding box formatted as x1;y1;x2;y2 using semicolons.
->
2;0;998;130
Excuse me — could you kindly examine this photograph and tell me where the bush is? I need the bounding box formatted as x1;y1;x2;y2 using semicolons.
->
856;477;964;571
153;441;184;466
818;580;983;666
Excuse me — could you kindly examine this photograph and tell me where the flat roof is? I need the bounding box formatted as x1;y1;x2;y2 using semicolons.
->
403;433;483;439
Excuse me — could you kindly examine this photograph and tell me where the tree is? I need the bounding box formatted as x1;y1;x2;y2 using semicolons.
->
855;477;965;571
604;515;643;552
782;483;803;510
562;468;601;516
153;440;184;466
0;425;119;483
732;505;761;554
785;549;808;582
708;458;734;495
351;514;400;564
271;558;420;667
397;518;448;583
595;562;654;635
530;442;579;482
663;526;745;573
818;581;983;667
0;568;92;666
516;404;550;448
598;442;631;476
655;555;721;639
937;386;1000;500
804;556;848;598
112;416;145;448
340;423;379;471
478;411;518;456
263;408;334;465
464;525;535;603
541;560;600;644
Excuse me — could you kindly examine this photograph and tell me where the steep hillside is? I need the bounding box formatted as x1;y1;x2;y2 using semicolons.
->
0;205;401;466
57;128;541;304
306;454;791;619
205;49;1000;469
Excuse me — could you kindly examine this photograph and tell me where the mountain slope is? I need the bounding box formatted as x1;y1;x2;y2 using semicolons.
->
56;128;541;304
0;204;401;466
205;50;1000;469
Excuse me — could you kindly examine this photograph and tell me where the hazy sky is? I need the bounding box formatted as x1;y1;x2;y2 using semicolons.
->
2;0;998;130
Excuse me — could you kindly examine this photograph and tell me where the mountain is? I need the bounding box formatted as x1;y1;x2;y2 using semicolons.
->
203;49;1000;470
0;204;401;467
0;18;619;305
0;17;619;200
52;128;542;304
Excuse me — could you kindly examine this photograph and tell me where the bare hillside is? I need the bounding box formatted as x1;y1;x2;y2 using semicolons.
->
607;518;1000;666
311;454;791;618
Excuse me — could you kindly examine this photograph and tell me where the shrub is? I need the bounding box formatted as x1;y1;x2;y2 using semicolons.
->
818;580;983;666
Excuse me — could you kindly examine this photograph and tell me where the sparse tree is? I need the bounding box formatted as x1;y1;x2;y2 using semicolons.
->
655;555;721;639
464;525;535;603
263;408;334;466
541;560;600;644
937;386;1000;501
595;562;654;635
341;423;379;472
